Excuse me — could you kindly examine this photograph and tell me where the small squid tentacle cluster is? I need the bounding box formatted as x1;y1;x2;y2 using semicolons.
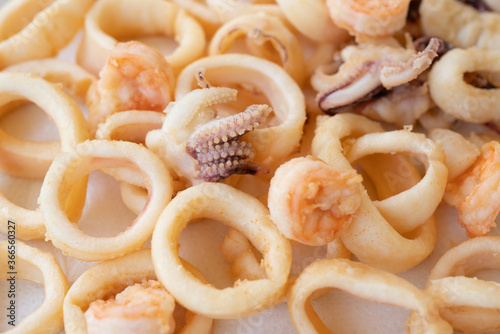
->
146;70;271;184
313;37;443;114
186;104;271;182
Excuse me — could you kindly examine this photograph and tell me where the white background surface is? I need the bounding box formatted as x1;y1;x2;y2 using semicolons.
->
0;1;499;333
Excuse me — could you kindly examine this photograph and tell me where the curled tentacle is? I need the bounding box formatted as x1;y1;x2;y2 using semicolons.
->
314;38;443;113
147;72;271;184
186;104;271;182
380;37;442;88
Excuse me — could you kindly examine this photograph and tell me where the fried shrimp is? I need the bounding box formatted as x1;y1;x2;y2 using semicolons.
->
326;0;411;42
444;141;500;237
268;156;363;246
87;41;174;133
85;280;176;334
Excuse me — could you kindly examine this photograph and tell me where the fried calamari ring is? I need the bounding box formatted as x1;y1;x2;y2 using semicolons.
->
0;0;93;68
95;110;166;193
429;48;500;123
4;59;96;102
288;258;453;334
312;114;439;273
207;0;284;23
428;128;480;181
39;140;173;261
419;110;456;132
64;249;213;334
175;54;306;167
275;0;349;44
152;182;291;318
326;0;411;42
220;228;266;281
346;129;448;234
0;241;68;334
171;0;221;34
420;0;500;49
407;236;500;333
96;110;164;144
0;73;89;240
208;13;306;85
77;0;205;75
0;73;89;178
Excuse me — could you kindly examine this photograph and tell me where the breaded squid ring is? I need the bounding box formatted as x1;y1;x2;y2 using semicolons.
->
119;182;149;215
326;0;411;42
96;110;164;144
64;249;213;334
346;130;448;234
175;54;306;167
152;182;292;318
288;258;453;334
208;13;306;86
1;241;68;334
0;0;93;68
428;128;480;181
4;59;96;102
77;0;206;75
312;114;438;273
171;0;221;34
275;0;349;44
207;0;284;23
0;73;89;240
95;110;165;206
220;228;266;281
355;153;422;205
407;236;500;333
420;0;500;50
428;48;500;123
0;73;89;178
39;140;173;261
